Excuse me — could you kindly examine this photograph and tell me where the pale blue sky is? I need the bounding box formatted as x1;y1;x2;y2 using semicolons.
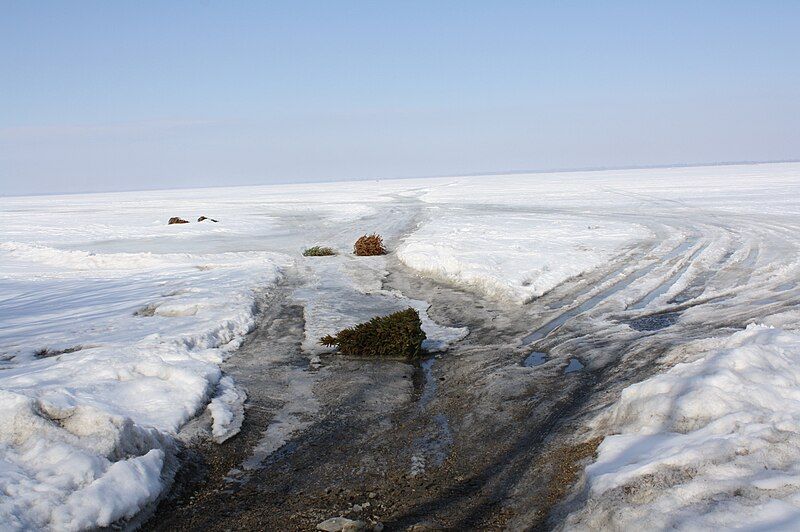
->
1;1;798;195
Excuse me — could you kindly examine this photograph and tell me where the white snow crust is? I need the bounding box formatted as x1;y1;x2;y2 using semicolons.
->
3;162;800;529
566;325;800;531
398;212;649;303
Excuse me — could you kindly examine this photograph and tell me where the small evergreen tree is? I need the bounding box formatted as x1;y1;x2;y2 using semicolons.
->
320;308;426;359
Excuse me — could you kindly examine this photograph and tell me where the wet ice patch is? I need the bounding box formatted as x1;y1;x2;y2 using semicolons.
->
241;370;318;471
408;356;454;477
418;357;438;409
409;413;453;477
564;358;584;373
523;351;547;367
522;260;660;346
627;312;680;332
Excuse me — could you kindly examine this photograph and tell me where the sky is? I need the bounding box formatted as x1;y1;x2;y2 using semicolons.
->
1;1;799;195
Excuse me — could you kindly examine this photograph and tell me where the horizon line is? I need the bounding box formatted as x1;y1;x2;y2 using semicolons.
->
2;158;799;199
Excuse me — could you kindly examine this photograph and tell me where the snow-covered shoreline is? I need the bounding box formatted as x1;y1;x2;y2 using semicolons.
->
0;177;458;529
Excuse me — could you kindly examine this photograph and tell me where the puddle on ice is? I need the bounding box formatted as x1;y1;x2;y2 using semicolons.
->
418;357;437;409
564;358;584;373
628;312;680;331
410;412;453;477
410;357;453;476
523;351;547;367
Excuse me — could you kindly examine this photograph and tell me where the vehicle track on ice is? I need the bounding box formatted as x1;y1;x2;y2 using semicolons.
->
144;191;800;531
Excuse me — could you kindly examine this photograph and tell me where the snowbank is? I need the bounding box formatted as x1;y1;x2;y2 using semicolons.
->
566;324;800;531
397;212;649;304
0;388;170;531
0;242;282;529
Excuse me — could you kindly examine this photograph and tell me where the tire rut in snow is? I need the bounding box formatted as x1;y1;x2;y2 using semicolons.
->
144;279;312;530
143;199;800;531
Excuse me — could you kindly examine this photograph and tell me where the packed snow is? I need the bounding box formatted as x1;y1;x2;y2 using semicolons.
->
398;211;650;303
565;325;800;531
0;234;284;530
2;162;800;529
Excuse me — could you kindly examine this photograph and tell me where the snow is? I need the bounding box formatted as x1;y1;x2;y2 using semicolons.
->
0;178;456;529
207;376;247;443
51;449;165;531
2;161;800;529
399;162;800;306
398;211;650;303
565;325;800;531
0;243;282;529
0;388;171;531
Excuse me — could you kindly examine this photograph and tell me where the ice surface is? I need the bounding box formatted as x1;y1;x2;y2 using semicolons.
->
2;162;800;529
240;375;317;471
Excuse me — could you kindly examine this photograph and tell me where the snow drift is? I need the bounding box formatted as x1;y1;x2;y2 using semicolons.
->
0;242;282;529
397;212;650;304
566;324;800;531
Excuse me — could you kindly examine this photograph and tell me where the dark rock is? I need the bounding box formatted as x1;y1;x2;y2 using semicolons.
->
168;217;189;225
197;216;219;223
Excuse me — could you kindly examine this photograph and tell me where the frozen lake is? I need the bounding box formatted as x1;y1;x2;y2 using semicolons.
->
2;162;800;530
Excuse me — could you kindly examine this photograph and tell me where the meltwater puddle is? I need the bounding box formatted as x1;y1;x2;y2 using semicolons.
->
627;311;680;332
521;351;582;374
564;358;584;373
523;351;547;367
410;355;453;477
